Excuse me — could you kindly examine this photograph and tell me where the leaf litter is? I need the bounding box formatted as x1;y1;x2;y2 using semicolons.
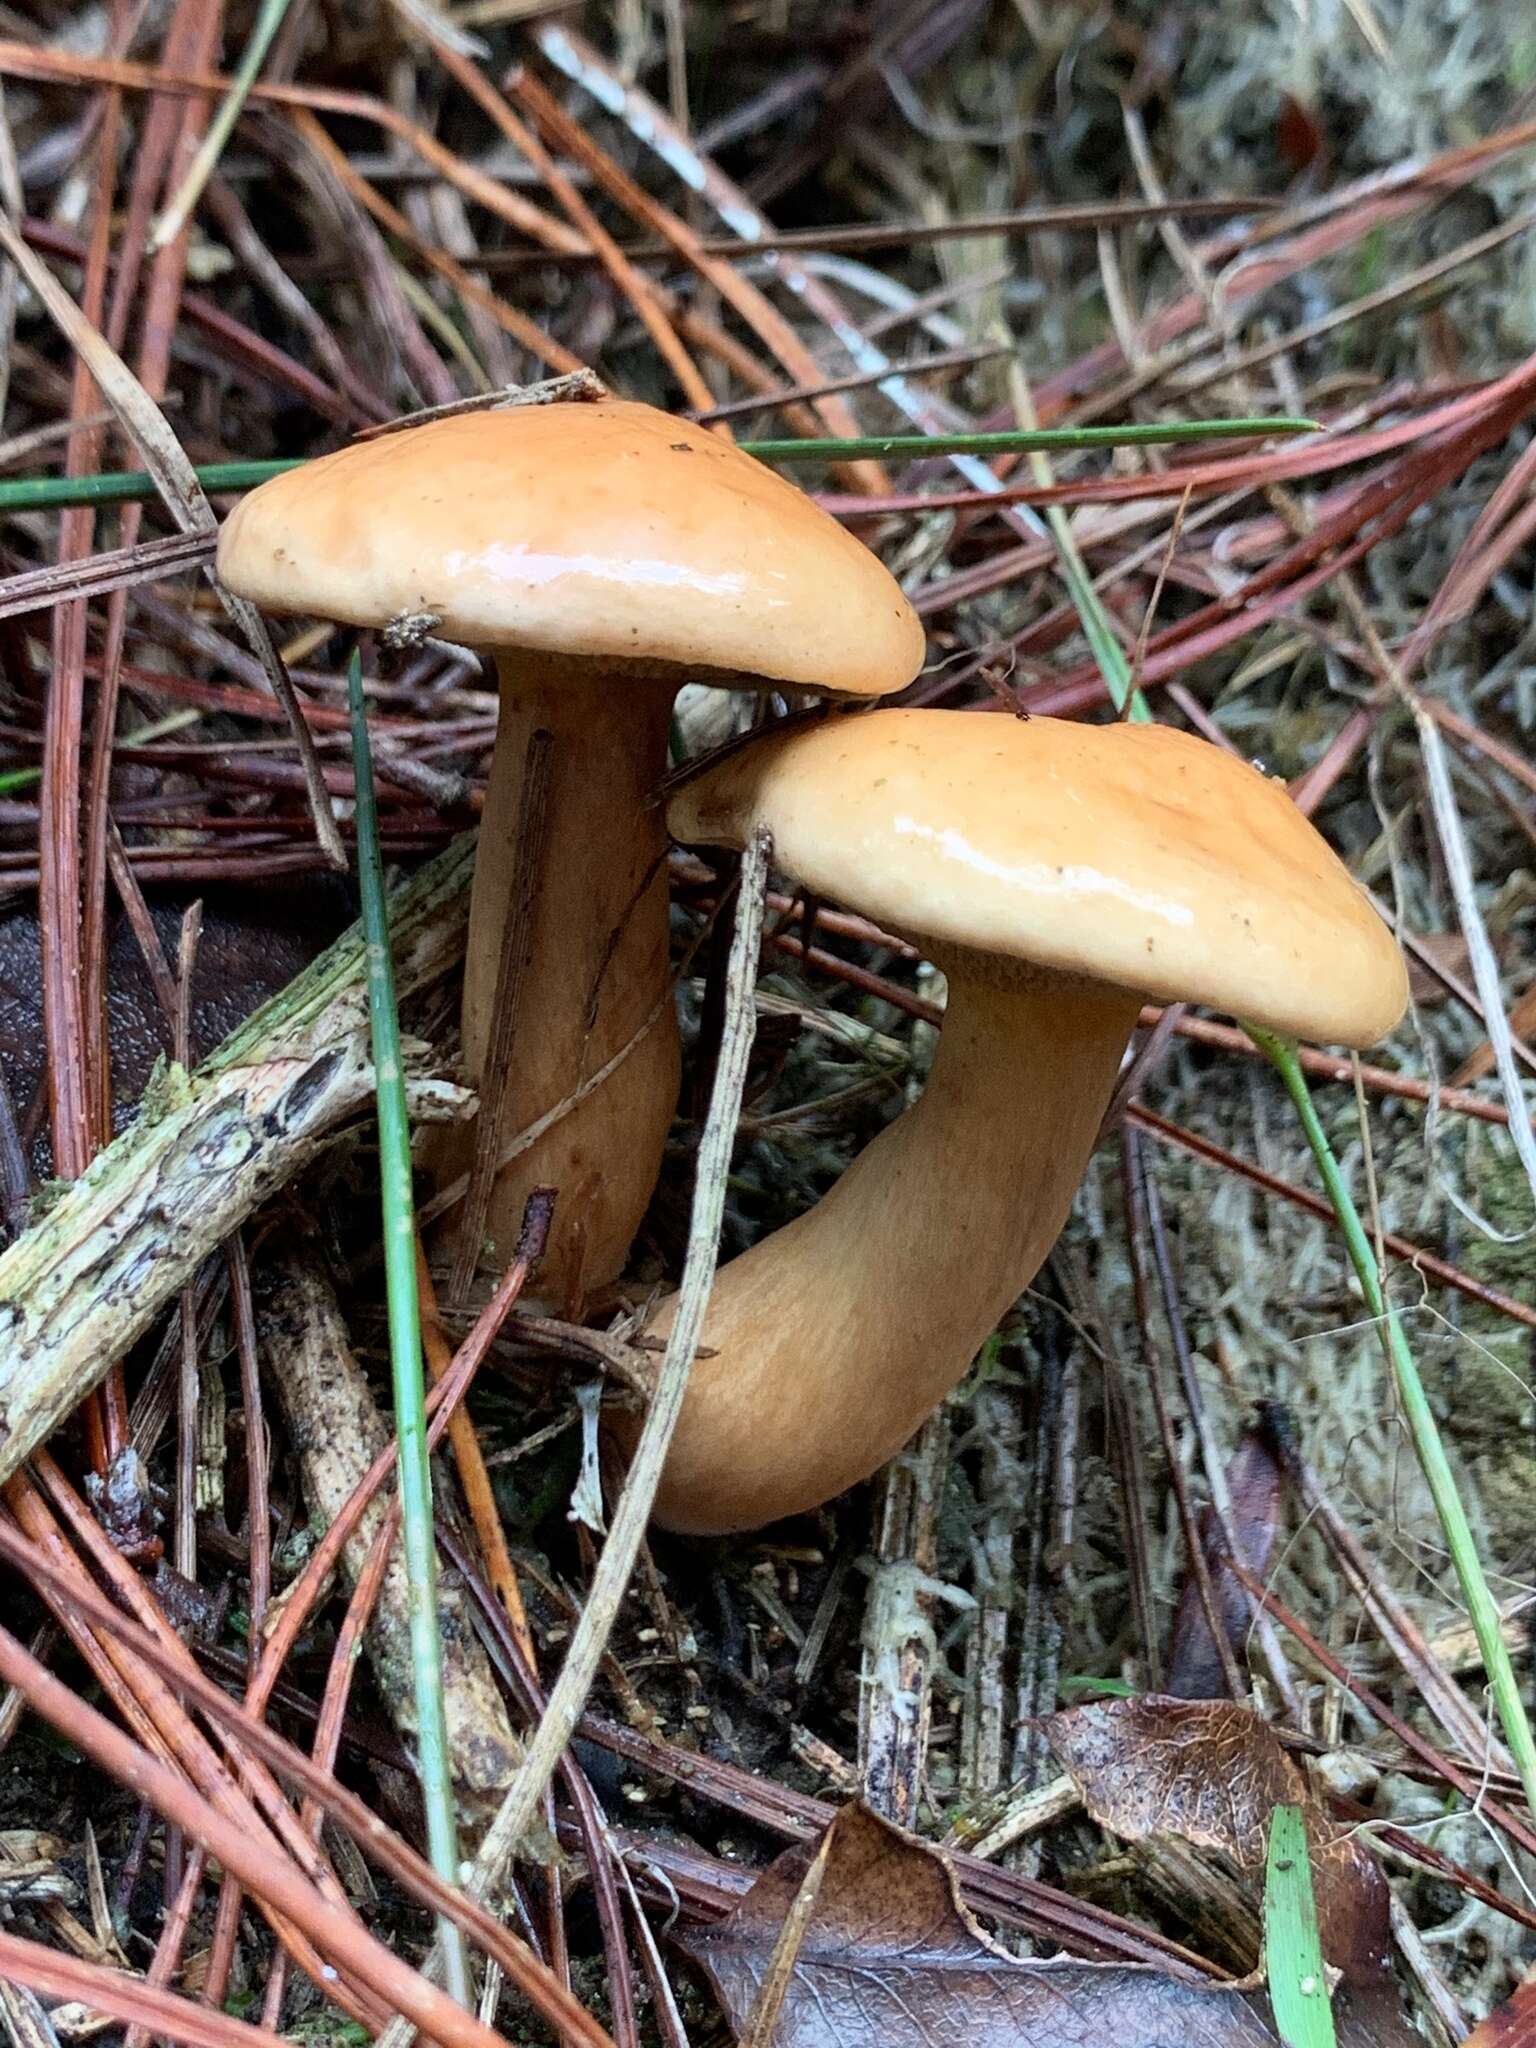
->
684;1694;1430;2047
683;1800;1285;2048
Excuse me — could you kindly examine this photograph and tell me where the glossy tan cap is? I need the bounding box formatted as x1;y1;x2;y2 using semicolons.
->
670;708;1409;1046
216;400;924;696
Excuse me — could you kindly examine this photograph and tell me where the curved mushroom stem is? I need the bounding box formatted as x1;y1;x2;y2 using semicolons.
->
429;657;680;1313
632;967;1140;1533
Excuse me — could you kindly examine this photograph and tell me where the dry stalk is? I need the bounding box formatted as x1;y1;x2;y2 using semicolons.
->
958;1382;1021;1808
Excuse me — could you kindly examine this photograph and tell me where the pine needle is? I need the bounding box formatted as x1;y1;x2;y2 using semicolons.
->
148;0;298;252
0;415;1318;514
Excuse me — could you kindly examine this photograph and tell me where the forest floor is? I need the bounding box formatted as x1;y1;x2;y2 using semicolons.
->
0;1;1533;2043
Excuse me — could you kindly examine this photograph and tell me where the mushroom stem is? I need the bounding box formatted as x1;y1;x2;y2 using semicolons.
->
640;968;1140;1533
433;657;680;1311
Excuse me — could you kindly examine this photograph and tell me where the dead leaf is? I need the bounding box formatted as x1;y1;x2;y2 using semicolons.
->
1275;93;1327;174
1466;1978;1536;2047
678;1801;1282;2047
1168;1430;1284;1701
1405;927;1501;1005
1045;1696;1413;2045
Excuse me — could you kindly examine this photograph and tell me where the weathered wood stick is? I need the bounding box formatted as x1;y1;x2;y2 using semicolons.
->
0;836;476;1485
254;1246;524;1818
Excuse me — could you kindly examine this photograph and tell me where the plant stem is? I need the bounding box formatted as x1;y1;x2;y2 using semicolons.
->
0;415;1318;516
0;460;293;512
1252;1024;1536;1821
346;650;471;2005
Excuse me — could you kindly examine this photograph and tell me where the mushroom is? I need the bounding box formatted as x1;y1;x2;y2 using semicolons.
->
636;707;1408;1533
216;400;924;1308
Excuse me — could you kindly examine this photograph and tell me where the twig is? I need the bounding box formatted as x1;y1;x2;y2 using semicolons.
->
859;1410;950;1827
256;1247;524;1812
173;902;203;1585
1271;1434;1510;1773
376;824;772;2048
1139;1151;1303;1719
1124;1131;1243;1699
0;1619;577;2048
959;1378;1020;1805
1416;706;1536;1204
437;1525;643;2048
227;1234;269;1644
418;1241;540;1674
0;1265;598;2040
742;1827;834;2048
0;531;215;620
0;412;1318;514
1230;1561;1536;1862
486;194;1278;267
1008;1311;1075;1830
428;40;714;413
0;1929;291;2048
579;1711;1217;1972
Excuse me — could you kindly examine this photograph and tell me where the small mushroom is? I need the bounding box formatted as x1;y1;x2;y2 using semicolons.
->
217;400;923;1307
639;708;1408;1533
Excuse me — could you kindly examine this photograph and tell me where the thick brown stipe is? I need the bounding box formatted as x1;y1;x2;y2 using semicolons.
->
218;399;922;1306
644;710;1408;1532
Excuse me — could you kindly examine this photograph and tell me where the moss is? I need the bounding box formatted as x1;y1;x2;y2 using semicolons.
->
136;1055;193;1126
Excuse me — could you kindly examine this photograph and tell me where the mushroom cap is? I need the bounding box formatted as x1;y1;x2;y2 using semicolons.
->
670;708;1409;1046
216;400;924;696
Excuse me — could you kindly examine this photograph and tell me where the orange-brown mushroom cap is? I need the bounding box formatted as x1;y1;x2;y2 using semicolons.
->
216;400;925;695
670;709;1409;1047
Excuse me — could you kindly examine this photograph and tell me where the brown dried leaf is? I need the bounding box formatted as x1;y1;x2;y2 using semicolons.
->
1168;1430;1285;1701
1467;1979;1536;2047
678;1801;1282;2048
1045;1696;1413;2044
1405;928;1491;1004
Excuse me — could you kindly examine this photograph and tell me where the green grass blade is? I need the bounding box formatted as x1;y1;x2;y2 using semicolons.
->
1265;1804;1337;2048
1251;1025;1536;1821
0;415;1317;516
1037;495;1150;720
0;459;299;512
346;649;471;2006
743;417;1317;461
1004;357;1153;721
